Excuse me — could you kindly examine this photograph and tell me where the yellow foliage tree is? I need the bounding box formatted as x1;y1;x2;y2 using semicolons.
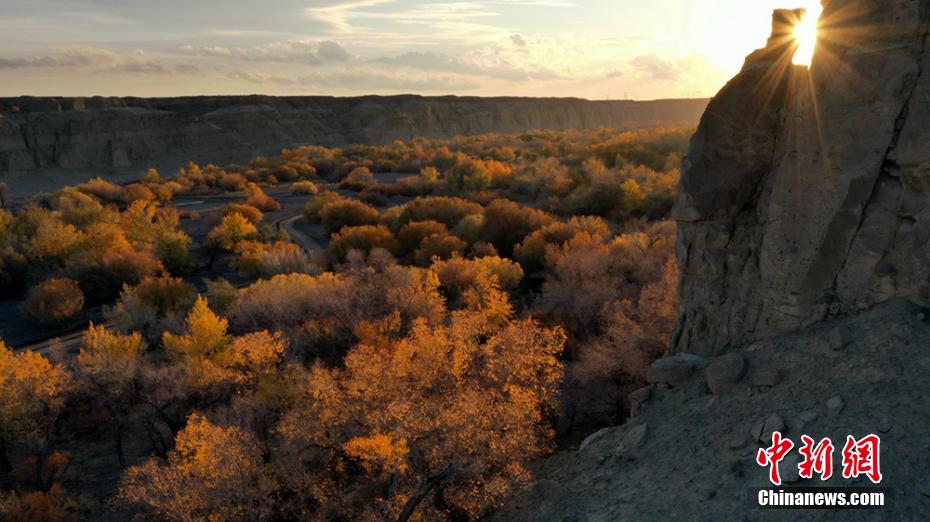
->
207;212;257;252
214;331;287;387
0;483;87;522
162;296;231;393
118;414;265;521
163;296;230;361
576;256;680;384
120;200;191;271
78;323;146;466
244;182;281;212
79;323;145;387
18;208;85;270
277;273;565;520
164;296;286;392
430;255;524;300
0;340;71;468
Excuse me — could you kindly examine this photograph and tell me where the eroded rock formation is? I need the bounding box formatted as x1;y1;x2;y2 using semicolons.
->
675;0;930;354
497;8;930;518
0;95;708;192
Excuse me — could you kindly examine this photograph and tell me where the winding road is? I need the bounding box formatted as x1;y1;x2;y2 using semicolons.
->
12;175;403;355
277;214;325;257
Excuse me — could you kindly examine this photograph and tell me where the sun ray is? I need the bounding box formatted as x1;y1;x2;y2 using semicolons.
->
793;5;823;66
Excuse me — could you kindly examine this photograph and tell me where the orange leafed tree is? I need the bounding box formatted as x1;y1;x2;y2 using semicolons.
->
164;296;286;392
78;324;146;467
207;212;258;253
118;413;266;521
0;340;71;471
277;271;565;520
576;256;680;383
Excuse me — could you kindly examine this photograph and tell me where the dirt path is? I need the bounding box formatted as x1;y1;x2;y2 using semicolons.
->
279;214;325;257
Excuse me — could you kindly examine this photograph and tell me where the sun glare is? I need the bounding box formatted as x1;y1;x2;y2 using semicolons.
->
793;5;822;66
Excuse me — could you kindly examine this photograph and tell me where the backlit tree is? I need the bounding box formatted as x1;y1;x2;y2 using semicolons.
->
118;414;265;521
277;273;565;520
78;324;146;466
207;212;258;253
0;340;71;472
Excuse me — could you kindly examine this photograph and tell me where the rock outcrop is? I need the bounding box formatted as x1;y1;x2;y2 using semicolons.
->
0;95;707;194
496;299;930;520
499;3;930;519
675;0;930;354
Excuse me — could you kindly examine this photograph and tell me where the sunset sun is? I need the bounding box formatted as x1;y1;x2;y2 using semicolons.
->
793;5;822;66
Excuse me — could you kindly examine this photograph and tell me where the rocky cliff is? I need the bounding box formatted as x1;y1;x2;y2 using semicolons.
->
498;5;930;519
0;95;707;193
675;0;930;355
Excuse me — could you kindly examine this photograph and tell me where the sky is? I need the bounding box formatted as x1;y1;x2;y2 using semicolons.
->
0;0;822;100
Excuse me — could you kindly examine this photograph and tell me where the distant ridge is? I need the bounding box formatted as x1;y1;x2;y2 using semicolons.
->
0;95;707;195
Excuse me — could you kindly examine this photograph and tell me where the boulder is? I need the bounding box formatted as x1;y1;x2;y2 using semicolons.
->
646;354;702;386
628;386;654;416
579;427;612;452
826;396;845;416
705;353;747;394
615;423;648;458
750;368;782;387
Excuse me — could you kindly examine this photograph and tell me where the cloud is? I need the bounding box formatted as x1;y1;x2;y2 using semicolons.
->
227;66;478;92
175;63;201;75
193;39;558;83
55;11;137;25
0;47;197;76
631;54;679;81
107;59;168;75
374;51;561;81
306;0;395;33
181;45;233;58
227;69;280;84
182;41;353;65
304;0;516;46
0;55;93;69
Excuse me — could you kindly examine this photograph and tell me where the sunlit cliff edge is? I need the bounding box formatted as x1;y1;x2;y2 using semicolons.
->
0;96;707;196
675;0;930;354
497;2;930;519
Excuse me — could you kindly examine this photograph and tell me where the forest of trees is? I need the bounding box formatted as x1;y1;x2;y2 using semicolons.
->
0;126;687;521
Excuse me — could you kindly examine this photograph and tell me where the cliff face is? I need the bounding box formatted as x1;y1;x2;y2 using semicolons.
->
497;7;930;519
675;0;930;354
0;95;707;188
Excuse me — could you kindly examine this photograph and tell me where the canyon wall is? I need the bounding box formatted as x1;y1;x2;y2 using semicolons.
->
0;95;707;193
675;0;930;354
